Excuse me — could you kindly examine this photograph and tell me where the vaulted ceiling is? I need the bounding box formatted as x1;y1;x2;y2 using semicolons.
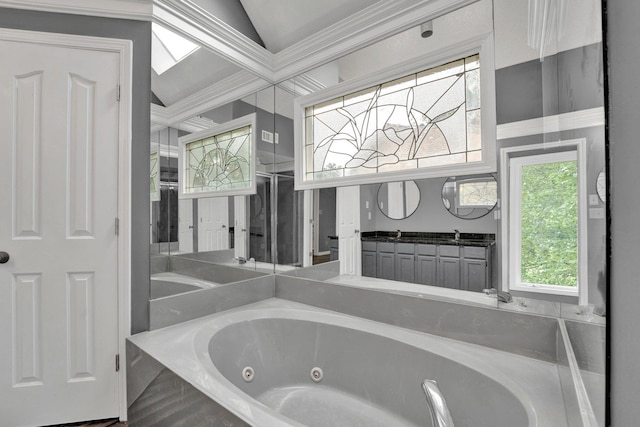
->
147;0;481;131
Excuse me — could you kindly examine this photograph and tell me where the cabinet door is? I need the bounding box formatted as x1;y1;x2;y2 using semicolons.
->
396;253;415;283
377;252;395;280
416;255;437;286
462;258;487;292
439;257;461;289
362;251;377;277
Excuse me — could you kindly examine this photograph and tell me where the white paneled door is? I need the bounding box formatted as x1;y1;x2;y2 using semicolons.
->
198;197;229;252
178;199;194;253
337;186;361;275
0;34;121;425
234;196;248;259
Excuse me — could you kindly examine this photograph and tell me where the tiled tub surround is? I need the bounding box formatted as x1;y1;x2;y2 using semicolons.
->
129;275;602;426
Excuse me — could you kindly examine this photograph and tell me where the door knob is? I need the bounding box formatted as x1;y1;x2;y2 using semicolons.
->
0;251;9;264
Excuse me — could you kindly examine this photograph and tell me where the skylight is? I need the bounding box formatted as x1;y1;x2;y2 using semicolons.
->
152;23;200;75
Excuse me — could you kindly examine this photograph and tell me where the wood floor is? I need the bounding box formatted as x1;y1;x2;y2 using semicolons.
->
313;254;331;264
45;419;126;427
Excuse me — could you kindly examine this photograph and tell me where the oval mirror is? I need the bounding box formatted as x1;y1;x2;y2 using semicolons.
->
377;181;420;220
442;174;497;219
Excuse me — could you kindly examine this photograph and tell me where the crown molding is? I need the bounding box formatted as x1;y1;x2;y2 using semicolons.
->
496;107;605;140
153;0;275;80
0;0;152;21
156;70;272;125
277;73;327;97
272;0;480;81
150;105;217;133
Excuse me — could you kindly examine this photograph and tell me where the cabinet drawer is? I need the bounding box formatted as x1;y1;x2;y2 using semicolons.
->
377;242;396;253
463;246;486;260
417;244;436;256
362;241;377;252
396;243;415;254
439;245;460;257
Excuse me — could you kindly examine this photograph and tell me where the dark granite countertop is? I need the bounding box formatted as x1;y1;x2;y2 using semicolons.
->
360;231;495;247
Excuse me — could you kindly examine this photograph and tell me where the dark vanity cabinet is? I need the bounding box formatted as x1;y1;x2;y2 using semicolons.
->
416;244;437;285
461;246;489;292
395;243;416;283
361;237;493;292
376;242;396;280
362;241;377;277
438;245;461;289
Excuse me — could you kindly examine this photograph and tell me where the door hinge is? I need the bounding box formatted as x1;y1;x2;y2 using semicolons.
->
116;84;121;102
115;218;120;236
115;354;120;372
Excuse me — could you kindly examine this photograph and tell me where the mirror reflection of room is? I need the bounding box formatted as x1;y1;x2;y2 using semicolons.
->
140;0;607;426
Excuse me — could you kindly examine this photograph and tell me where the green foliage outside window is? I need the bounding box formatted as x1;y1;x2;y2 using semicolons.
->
520;160;578;287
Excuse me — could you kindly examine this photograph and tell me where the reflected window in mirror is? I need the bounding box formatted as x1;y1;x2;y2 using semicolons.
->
377;181;420;220
179;114;257;199
442;174;497;219
504;142;588;304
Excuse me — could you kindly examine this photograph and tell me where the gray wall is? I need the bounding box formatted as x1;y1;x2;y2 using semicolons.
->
361;178;498;234
495;43;604;124
609;0;639;424
0;8;152;333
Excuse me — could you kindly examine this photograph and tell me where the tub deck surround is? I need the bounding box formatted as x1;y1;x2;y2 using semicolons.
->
276;275;560;363
149;275;275;330
327;274;498;308
127;298;568;427
150;272;221;299
360;231;496;247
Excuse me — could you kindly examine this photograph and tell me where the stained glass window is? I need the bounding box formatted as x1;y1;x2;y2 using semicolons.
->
303;55;481;182
179;116;255;198
458;178;497;207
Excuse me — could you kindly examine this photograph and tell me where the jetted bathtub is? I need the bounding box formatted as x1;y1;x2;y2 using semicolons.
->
129;299;569;426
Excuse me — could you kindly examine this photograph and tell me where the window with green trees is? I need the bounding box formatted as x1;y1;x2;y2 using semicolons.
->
509;150;582;294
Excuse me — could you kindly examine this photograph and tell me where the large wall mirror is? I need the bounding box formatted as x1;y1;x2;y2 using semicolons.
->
149;0;606;421
149;0;606;316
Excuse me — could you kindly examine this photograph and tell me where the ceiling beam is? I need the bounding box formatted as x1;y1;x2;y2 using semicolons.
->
273;0;480;81
151;70;272;129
